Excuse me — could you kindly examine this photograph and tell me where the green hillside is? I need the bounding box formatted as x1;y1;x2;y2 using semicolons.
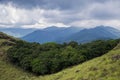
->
0;32;120;80
0;32;17;59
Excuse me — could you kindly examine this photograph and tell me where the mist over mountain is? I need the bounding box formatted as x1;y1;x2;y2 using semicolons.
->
0;26;120;43
22;26;83;43
64;26;120;43
22;26;120;43
0;27;36;37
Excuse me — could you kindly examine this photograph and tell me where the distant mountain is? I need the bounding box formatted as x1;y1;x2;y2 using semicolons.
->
22;26;120;43
65;26;120;43
22;26;83;43
0;27;36;37
42;26;66;31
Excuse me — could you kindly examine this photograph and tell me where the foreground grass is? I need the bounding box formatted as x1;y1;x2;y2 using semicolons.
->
0;43;120;80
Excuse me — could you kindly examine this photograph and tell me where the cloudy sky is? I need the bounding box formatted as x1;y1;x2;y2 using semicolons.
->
0;0;120;29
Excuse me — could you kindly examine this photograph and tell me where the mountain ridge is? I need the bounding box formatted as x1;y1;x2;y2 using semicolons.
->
65;26;120;43
22;26;120;43
22;26;83;43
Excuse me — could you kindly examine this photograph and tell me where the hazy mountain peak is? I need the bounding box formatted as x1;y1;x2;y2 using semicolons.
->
43;26;66;31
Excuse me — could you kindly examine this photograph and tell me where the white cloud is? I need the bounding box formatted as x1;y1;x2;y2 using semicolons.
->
0;1;120;30
70;20;120;29
0;3;68;28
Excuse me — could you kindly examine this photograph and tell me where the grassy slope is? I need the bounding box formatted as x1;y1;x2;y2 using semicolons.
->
0;33;120;80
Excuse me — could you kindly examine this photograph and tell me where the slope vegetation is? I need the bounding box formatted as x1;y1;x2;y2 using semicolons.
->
0;32;17;57
0;32;120;80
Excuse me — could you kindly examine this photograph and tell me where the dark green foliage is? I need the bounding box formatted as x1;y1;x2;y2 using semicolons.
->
7;39;120;75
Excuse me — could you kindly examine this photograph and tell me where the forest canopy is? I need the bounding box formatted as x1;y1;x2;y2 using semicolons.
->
7;39;120;75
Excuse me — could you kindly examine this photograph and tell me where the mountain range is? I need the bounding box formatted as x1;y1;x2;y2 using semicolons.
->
0;27;36;37
65;26;120;43
22;26;83;43
0;26;120;43
22;26;120;43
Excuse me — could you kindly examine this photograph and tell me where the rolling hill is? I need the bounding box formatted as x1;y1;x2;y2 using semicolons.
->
0;32;120;80
0;32;18;50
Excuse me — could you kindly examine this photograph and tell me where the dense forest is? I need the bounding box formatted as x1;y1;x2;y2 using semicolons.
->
7;39;120;75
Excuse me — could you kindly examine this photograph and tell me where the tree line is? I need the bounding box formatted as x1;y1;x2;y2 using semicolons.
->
7;39;120;75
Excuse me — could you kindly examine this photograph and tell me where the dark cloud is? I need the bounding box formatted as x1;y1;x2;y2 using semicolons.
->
0;0;107;10
91;9;120;20
89;0;120;20
0;0;120;29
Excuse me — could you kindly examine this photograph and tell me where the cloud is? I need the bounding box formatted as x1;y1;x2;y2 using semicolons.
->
90;0;120;20
0;0;120;29
0;0;107;10
70;20;120;29
0;3;69;28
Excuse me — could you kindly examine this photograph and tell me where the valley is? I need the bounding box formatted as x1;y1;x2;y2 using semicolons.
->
0;32;120;80
0;0;120;80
